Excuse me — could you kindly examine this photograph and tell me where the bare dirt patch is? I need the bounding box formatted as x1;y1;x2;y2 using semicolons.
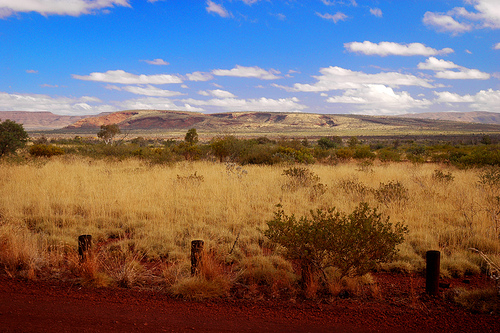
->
1;273;498;333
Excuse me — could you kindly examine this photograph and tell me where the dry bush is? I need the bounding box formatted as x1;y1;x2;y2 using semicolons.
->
236;255;297;295
454;288;500;314
170;250;231;299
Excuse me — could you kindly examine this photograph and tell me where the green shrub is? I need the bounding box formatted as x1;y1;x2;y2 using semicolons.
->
353;145;376;160
317;137;341;150
264;203;407;280
29;144;65;157
377;148;401;162
335;147;354;161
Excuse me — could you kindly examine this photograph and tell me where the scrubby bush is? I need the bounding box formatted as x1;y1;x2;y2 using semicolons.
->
29;144;65;157
374;181;409;207
281;167;320;191
432;169;455;183
264;203;408;283
317;136;341;150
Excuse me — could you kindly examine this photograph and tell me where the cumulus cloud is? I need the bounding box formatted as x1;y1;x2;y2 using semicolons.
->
418;57;490;79
0;92;116;115
212;65;281;80
370;8;382;18
316;12;348;23
417;57;460;71
423;12;473;34
423;0;500;34
198;89;236;98
116;97;188;111
107;85;184;97
0;0;130;18
186;71;213;81
494;42;500;49
325;84;431;114
345;41;454;57
206;1;231;18
282;66;433;92
434;89;500;112
72;70;183;84
182;97;307;112
143;59;169;66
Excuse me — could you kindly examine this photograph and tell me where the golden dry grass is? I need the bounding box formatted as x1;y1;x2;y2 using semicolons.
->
0;156;499;292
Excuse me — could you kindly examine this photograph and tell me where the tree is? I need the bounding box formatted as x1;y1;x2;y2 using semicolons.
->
184;128;199;145
97;124;121;144
0;119;29;156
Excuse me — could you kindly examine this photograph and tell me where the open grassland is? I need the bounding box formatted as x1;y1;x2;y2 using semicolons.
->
0;157;499;298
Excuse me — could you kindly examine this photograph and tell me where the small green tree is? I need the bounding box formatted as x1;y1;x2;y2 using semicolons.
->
0;119;29;156
97;124;121;144
184;128;199;145
264;203;407;283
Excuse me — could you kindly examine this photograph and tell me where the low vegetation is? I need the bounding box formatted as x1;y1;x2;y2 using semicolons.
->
0;123;498;307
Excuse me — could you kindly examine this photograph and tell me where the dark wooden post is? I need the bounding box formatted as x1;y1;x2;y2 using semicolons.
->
191;240;204;276
426;250;440;295
78;235;92;263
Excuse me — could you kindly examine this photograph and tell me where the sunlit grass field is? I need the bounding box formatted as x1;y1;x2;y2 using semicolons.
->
1;156;499;296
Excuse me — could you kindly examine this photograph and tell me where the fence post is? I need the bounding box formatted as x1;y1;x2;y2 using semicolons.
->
78;235;92;263
191;240;204;276
426;250;440;295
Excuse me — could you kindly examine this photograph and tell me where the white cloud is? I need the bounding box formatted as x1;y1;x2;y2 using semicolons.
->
325;84;431;114
0;92;115;115
72;70;183;84
423;0;500;34
370;8;382;18
417;57;460;71
345;41;454;57
434;89;500;112
434;91;475;103
0;0;130;18
198;89;236;98
321;0;357;6
240;0;260;5
423;12;472;34
463;0;500;29
111;85;184;97
316;12;348;23
418;57;490;79
283;66;433;92
494;42;500;49
212;65;281;80
143;59;169;66
206;1;231;18
186;71;213;81
436;68;490;80
117;97;183;111
182;97;307;112
26;69;38;74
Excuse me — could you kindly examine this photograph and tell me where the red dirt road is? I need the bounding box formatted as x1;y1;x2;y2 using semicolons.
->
1;275;498;333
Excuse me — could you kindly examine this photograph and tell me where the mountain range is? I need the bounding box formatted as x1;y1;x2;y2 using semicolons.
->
2;110;500;135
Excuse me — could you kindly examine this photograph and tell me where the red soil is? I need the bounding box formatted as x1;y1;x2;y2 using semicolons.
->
1;273;498;333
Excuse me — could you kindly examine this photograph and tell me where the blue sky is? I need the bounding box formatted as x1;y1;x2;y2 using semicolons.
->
0;0;499;116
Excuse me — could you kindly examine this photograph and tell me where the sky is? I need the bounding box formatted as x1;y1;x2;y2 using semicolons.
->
0;0;499;116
